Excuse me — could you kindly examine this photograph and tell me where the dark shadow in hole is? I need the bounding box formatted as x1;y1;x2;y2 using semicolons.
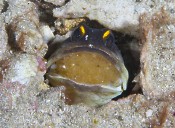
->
30;0;57;26
113;32;142;100
6;24;20;52
65;0;70;5
85;19;107;29
1;0;9;13
29;0;71;27
44;40;63;59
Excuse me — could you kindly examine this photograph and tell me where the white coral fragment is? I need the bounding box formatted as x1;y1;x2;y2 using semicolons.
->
6;54;38;85
40;25;55;43
146;109;153;118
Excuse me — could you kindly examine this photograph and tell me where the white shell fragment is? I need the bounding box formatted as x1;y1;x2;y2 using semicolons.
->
146;109;153;118
40;25;55;43
5;54;44;85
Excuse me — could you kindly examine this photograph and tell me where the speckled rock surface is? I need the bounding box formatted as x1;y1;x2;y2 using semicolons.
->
4;0;36;23
53;0;148;36
0;15;8;60
0;0;175;127
5;0;48;56
1;88;175;127
140;7;175;100
0;1;3;12
52;0;174;36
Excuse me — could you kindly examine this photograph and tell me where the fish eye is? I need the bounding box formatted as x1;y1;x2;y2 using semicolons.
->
79;25;86;36
71;25;86;41
102;30;115;48
102;30;110;40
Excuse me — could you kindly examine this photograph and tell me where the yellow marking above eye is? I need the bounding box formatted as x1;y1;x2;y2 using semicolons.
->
103;30;110;40
80;25;86;36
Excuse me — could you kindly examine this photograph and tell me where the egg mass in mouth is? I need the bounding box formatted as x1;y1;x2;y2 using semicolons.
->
50;51;120;85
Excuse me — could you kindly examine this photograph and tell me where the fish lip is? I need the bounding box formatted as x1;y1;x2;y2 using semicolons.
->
61;42;114;55
49;42;122;64
47;74;124;93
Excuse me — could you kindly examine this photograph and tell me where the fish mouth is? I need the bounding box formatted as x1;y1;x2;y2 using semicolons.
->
45;40;129;106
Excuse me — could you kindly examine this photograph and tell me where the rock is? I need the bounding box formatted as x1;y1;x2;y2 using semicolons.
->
0;1;3;12
55;18;86;34
140;7;175;100
4;0;37;23
51;93;174;128
0;15;8;60
52;0;155;36
3;54;46;85
1;89;175;127
5;0;48;57
0;54;47;127
52;1;175;37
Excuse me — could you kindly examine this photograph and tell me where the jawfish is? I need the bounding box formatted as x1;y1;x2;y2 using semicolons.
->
46;25;128;106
